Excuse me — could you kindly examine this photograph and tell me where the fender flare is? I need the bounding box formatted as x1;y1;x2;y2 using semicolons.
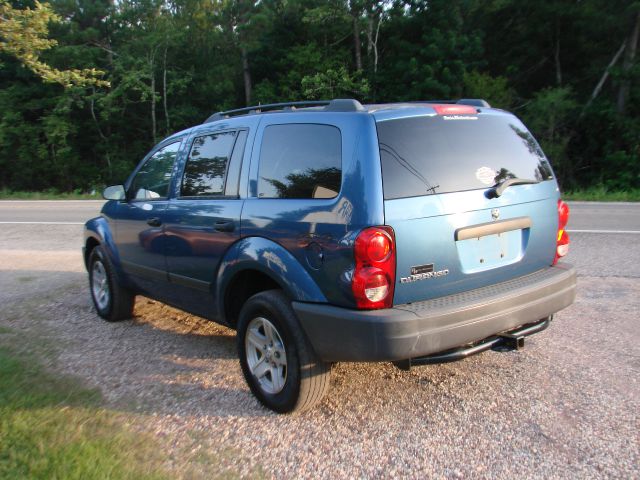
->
215;236;327;319
83;216;126;281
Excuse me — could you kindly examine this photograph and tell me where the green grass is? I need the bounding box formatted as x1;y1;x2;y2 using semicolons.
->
0;343;171;480
563;187;640;202
0;188;102;200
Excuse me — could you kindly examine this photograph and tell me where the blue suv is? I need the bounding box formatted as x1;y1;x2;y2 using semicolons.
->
84;99;576;413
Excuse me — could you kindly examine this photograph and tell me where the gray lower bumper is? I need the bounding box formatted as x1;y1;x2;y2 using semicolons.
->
293;264;576;362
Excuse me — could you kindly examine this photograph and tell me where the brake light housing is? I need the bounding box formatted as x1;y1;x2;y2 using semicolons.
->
352;226;396;309
432;104;477;116
554;199;570;264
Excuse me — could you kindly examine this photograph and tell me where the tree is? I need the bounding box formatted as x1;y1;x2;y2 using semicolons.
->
0;0;107;87
617;7;640;114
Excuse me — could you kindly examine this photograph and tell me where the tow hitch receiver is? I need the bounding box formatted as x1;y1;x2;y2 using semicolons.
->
495;332;525;351
393;316;552;371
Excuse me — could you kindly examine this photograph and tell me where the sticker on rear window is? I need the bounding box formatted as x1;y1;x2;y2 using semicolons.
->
476;166;497;185
443;115;478;121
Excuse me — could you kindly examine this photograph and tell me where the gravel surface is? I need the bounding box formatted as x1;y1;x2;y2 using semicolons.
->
1;225;639;479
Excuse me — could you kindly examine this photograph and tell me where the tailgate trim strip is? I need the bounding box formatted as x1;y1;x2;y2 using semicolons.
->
455;216;531;241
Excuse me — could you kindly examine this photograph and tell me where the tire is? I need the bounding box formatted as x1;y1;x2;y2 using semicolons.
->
88;245;135;322
237;290;332;413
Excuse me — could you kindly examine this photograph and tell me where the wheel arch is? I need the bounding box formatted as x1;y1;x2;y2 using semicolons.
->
216;236;327;327
84;236;100;269
83;216;124;277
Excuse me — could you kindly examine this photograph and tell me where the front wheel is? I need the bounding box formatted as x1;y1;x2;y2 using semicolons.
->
237;290;331;413
88;246;135;322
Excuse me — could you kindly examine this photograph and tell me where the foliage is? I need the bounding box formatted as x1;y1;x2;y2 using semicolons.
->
562;186;640;202
521;87;579;188
0;0;107;87
302;66;369;99
0;188;101;199
463;71;515;110
0;0;638;193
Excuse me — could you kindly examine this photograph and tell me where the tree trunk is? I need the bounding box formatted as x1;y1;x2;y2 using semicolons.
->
352;13;362;71
554;35;562;85
241;46;252;105
163;44;170;133
366;14;373;58
150;53;157;144
89;90;112;176
373;13;381;74
617;10;640;114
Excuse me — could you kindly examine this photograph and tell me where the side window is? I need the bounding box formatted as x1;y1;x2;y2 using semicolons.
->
130;142;181;200
224;130;248;197
257;124;341;199
181;131;237;197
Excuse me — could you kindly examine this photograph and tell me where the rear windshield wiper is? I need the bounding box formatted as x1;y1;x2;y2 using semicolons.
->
489;178;540;198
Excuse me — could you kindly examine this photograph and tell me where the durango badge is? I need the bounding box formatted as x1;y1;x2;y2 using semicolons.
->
400;264;450;284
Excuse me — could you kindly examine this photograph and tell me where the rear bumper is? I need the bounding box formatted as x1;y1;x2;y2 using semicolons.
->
293;264;576;362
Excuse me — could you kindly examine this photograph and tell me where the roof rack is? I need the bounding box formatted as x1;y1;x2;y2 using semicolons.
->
204;98;365;123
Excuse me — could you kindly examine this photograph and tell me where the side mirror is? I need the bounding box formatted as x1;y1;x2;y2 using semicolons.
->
103;185;126;201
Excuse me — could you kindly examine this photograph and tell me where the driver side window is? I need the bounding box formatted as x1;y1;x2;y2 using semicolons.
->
129;142;181;200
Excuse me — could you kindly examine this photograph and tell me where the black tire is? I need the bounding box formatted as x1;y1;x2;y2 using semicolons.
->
88;245;135;322
237;290;332;413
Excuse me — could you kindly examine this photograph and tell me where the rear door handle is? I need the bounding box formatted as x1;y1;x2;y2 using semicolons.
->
214;220;235;232
146;217;162;227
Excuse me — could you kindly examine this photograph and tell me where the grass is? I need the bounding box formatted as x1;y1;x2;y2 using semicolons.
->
0;339;171;480
0;189;102;200
562;187;640;202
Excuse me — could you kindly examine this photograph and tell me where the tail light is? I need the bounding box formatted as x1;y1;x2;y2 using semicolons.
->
554;199;570;264
432;104;477;115
352;226;396;309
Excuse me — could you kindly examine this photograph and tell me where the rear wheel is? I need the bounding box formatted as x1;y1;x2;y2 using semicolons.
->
89;246;135;322
237;290;331;413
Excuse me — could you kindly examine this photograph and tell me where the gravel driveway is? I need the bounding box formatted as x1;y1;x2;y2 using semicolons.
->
1;224;638;479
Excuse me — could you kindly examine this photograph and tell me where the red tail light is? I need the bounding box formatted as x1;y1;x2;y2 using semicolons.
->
554;200;570;264
352;226;396;309
432;104;477;115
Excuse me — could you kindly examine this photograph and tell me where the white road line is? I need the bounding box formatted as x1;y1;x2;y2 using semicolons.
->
568;229;640;234
0;200;104;203
0;221;84;225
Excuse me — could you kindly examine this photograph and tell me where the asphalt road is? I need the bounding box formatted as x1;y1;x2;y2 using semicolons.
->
0;200;638;232
0;199;105;224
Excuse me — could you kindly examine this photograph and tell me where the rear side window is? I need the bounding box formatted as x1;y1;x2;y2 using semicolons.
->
258;124;341;199
181;131;237;197
377;115;554;200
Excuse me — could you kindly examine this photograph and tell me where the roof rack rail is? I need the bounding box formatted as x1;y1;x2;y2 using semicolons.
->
204;99;364;123
457;98;491;108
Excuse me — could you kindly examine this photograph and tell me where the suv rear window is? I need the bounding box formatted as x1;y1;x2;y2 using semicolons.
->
376;114;554;200
258;124;341;199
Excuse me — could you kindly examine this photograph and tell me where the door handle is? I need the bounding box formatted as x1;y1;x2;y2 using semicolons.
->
146;217;162;227
214;220;235;232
